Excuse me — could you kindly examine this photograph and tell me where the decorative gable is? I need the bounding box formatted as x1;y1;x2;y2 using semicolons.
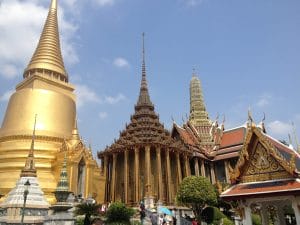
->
230;125;297;184
242;142;291;183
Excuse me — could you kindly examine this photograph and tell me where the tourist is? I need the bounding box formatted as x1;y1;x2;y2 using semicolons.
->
140;201;146;225
150;213;157;225
172;216;177;225
192;218;198;225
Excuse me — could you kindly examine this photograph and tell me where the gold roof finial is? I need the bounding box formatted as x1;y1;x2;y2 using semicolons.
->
21;114;38;177
24;0;68;82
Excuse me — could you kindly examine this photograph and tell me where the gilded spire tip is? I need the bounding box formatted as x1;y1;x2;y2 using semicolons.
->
51;0;57;9
24;0;67;82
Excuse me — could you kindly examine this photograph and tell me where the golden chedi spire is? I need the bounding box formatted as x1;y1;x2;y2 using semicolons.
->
23;0;68;82
20;115;37;178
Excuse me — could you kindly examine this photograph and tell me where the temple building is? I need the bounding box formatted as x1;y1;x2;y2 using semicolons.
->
171;73;246;186
0;0;103;203
98;35;191;206
221;122;300;225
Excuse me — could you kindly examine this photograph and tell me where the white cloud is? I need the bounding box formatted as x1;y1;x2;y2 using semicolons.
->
268;120;293;137
104;94;126;104
256;94;272;107
75;84;101;107
0;90;14;102
0;0;78;79
93;0;115;7
74;84;126;107
113;57;130;68
99;112;108;119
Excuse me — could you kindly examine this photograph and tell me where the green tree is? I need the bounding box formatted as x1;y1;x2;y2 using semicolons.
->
176;176;217;220
105;202;135;225
74;202;101;225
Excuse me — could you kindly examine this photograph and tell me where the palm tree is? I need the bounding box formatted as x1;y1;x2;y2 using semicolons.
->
74;202;102;225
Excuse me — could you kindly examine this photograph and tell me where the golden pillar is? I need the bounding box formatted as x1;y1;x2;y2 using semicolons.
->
200;159;206;177
176;152;182;183
145;145;151;196
210;162;216;184
166;149;172;203
224;160;230;183
156;147;163;201
134;147;140;203
111;153;117;201
124;150;129;203
184;154;191;177
194;158;200;176
103;155;109;202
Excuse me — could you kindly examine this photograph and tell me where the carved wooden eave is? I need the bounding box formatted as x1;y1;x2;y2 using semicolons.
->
229;125;298;183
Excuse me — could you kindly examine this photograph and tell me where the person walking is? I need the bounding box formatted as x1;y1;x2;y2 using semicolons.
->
140;201;146;225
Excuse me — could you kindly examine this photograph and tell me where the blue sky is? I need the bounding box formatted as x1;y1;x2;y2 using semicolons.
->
0;0;300;157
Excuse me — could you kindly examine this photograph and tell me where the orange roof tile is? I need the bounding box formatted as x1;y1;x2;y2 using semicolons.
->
174;124;198;146
221;179;300;200
220;127;246;148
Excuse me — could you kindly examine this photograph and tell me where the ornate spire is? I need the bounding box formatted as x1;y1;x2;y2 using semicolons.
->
56;152;69;192
23;0;68;82
71;117;80;140
21;115;37;177
189;70;210;126
136;33;153;108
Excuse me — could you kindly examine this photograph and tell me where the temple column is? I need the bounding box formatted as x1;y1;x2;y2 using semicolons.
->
103;155;109;202
210;162;216;184
145;145;151;196
166;148;172;203
194;158;200;176
156;147;163;201
124;150;129;204
242;206;252;225
111;153;117;201
292;199;300;224
134;147;140;203
184;155;190;177
200;159;205;177
176;152;182;184
224;160;231;183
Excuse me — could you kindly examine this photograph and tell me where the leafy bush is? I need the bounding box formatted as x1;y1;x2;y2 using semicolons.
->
106;202;135;224
201;206;225;224
76;217;84;225
252;214;262;225
222;217;234;225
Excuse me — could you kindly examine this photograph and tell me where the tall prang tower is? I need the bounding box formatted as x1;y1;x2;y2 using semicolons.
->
0;0;103;203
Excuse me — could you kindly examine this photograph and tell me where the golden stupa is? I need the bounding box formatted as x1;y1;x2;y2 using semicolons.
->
0;0;104;203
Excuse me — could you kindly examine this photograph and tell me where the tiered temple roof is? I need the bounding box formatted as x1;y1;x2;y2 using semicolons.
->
100;34;188;154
